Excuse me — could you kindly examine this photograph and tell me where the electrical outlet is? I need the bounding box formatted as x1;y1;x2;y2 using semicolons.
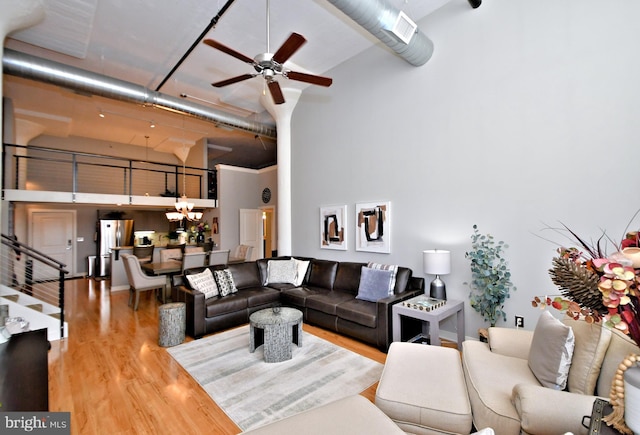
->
515;316;524;328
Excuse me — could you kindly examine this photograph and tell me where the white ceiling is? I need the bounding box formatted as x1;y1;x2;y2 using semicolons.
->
3;0;451;168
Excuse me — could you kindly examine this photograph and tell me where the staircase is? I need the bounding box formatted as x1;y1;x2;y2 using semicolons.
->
1;234;68;341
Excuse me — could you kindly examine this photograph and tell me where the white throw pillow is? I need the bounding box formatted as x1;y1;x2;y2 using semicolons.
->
528;310;575;390
266;259;298;284
185;268;218;299
367;262;398;295
293;258;310;286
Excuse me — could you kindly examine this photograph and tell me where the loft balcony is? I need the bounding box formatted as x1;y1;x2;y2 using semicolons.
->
2;144;217;208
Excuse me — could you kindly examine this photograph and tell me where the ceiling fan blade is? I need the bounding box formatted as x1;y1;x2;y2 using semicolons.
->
286;71;333;87
272;33;307;64
203;39;256;65
211;74;256;87
268;80;285;104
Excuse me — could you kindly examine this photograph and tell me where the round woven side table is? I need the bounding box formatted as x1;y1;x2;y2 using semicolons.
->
158;302;186;347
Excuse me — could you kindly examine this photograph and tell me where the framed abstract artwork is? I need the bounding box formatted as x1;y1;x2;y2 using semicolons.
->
355;201;391;253
320;205;347;250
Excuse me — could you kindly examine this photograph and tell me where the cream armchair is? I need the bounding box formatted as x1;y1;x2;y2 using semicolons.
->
121;254;167;310
462;317;639;435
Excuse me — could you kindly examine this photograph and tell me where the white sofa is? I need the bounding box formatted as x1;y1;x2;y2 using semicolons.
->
462;316;639;435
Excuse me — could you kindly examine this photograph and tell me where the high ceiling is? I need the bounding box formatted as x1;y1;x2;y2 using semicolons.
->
3;0;451;169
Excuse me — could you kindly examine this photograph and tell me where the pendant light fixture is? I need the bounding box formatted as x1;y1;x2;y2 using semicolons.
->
166;149;202;222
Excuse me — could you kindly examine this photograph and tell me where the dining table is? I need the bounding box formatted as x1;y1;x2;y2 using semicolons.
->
141;260;182;303
141;261;182;276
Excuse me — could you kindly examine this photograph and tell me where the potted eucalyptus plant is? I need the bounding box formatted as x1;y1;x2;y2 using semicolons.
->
464;224;516;330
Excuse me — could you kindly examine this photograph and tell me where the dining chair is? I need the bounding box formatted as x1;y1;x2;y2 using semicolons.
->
132;245;154;263
160;248;182;263
208;249;230;266
181;251;207;272
184;246;204;253
121;254;167;310
229;245;253;263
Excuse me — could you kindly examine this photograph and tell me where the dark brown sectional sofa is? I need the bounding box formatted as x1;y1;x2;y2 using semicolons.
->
172;256;424;351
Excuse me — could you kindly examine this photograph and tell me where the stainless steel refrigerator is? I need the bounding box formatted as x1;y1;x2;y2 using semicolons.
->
96;219;134;277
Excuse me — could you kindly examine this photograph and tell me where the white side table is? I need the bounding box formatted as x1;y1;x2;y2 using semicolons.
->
392;297;465;348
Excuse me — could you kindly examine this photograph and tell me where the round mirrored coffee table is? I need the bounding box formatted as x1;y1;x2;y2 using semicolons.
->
249;307;303;363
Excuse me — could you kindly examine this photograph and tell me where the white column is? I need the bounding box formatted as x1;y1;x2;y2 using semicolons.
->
260;88;302;256
0;0;45;233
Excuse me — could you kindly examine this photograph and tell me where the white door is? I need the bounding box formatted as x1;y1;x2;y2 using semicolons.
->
239;209;263;260
30;210;76;280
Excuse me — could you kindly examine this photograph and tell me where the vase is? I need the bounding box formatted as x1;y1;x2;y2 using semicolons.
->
196;233;205;243
626;363;640;435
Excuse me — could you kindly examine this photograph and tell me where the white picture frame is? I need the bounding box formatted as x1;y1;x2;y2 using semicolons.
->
320;205;347;250
355;201;391;253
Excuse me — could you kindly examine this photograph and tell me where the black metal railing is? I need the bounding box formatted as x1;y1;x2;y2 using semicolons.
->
1;234;68;339
2;144;217;203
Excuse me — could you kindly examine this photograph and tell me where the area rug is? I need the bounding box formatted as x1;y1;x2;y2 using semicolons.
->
167;325;383;431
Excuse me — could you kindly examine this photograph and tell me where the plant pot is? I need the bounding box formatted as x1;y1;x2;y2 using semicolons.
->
625;363;640;435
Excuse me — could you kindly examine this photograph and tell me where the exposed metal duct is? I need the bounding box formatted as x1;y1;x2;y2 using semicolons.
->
325;0;434;66
2;48;277;140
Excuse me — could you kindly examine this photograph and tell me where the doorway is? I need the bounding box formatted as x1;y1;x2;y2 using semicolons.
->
260;207;275;258
29;210;76;279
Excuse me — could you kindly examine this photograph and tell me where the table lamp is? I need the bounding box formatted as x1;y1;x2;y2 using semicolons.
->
423;249;451;300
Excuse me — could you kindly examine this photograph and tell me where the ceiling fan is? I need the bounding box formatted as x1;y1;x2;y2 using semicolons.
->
202;0;332;105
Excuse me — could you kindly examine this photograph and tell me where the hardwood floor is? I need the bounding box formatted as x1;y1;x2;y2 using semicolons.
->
48;278;388;434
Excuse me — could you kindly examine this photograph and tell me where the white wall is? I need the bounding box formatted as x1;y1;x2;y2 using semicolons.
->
290;0;640;337
217;165;278;253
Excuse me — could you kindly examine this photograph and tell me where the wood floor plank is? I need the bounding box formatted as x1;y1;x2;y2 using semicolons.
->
48;278;392;434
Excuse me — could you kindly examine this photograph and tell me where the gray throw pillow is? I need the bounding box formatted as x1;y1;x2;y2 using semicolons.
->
266;259;298;284
213;269;237;297
356;267;393;302
367;262;398;295
528;310;575;390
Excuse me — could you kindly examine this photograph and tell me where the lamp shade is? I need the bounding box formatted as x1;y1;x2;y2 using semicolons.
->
423;250;451;275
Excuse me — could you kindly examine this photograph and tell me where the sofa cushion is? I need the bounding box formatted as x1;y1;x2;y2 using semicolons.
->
528;311;575;390
393;267;412;293
228;262;262;289
333;262;366;294
242;288;281;307
213;269;238;297
266;259;298;284
563;317;612;395
356;267;393;302
336;299;377;328
185;268;218;299
367;262;398;296
205;294;247;317
596;326;640;396
377;343;472;435
462;340;538;435
307;259;338;289
280;287;327;307
306;292;354;315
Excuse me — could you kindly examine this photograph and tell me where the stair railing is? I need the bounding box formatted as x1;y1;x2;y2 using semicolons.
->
1;234;68;339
